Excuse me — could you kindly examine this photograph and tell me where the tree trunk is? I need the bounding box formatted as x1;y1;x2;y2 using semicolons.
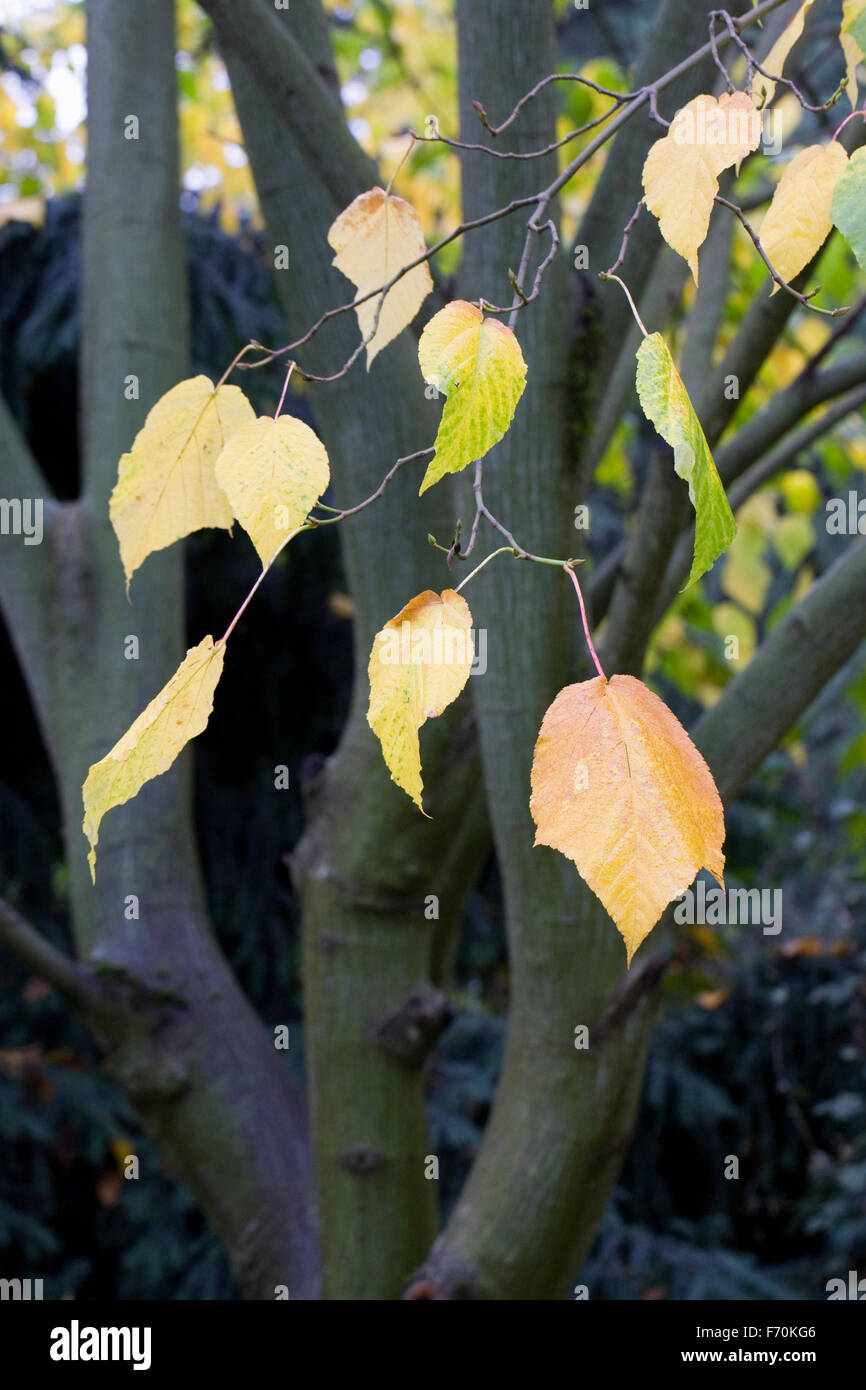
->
0;0;319;1300
414;0;734;1300
212;0;491;1298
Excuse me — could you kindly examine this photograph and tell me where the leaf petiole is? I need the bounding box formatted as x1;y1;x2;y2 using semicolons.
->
564;563;606;680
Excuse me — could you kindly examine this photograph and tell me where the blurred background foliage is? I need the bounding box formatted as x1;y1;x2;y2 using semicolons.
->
0;0;864;1299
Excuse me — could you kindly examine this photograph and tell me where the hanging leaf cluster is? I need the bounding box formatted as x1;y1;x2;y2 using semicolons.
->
83;7;866;964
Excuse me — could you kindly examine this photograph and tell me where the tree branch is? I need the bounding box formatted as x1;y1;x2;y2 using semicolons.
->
221;3;493;1300
695;537;866;803
576;0;762;484
0;389;54;502
681;188;735;397
727;384;866;508
0;898;94;1010
197;0;380;212
716;349;866;486
596;137;866;664
0;390;56;720
47;0;323;1300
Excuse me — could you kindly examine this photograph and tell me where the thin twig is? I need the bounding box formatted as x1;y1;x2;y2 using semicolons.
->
712;7;848;113
412;99;627;163
715;194;848;316
311;448;434;523
472;72;630;137
232;0;792;388
239;193;543;378
603;196;645;278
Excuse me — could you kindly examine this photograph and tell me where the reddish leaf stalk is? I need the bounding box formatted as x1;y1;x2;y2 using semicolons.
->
565;563;606;680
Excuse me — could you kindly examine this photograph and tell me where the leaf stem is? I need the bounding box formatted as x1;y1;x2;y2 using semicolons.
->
274;360;296;423
454;546;515;592
217;526;308;646
598;272;649;337
833;107;866;141
385;134;416;196
215;342;256;391
565;563;606;680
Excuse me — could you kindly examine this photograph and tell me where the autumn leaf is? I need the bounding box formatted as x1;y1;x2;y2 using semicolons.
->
529;674;725;964
758;141;849;289
417;300;527;494
367;589;474;810
110;376;255;589
642;93;762;282
755;0;813;106
636;332;736;586
328;186;433;368
831;145;866;272
0;196;44;228
214;414;330;568
82;637;225;880
841;0;866;106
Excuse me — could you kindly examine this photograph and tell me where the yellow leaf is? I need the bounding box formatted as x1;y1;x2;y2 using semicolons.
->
530;674;725;965
841;0;866;107
0;196;45;228
82;637;225;880
643;93;762;282
367;589;474;811
755;0;814;106
110;376;255;588
417;300;527;494
758;141;848;289
328;186;433;368
214;414;330;568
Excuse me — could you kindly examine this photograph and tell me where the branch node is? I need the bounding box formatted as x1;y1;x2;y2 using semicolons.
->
341;1144;387;1175
373;981;453;1067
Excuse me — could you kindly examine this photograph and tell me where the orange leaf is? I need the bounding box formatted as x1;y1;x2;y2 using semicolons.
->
529;674;725;964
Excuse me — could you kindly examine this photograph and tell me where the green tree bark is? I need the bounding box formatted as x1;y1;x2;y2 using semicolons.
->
0;0;319;1299
207;0;490;1298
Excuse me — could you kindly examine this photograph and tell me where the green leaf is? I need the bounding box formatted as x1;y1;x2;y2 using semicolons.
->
635;332;737;587
417;300;527;495
831;146;866;272
844;0;866;52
